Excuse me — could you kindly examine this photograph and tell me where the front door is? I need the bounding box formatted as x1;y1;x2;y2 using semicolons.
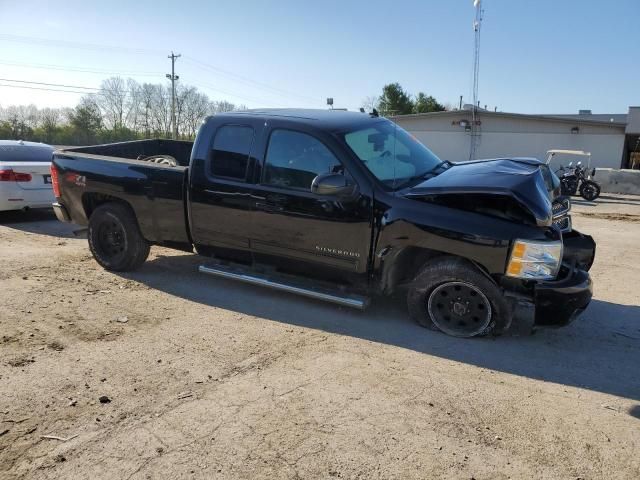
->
250;126;373;281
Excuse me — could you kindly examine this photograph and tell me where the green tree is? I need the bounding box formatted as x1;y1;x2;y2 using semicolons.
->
377;83;414;116
69;97;103;145
413;92;445;113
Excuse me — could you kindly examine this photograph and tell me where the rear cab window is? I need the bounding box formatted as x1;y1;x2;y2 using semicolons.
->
210;125;255;181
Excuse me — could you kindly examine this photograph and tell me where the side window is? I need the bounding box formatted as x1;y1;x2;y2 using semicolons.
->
263;129;342;190
210;125;254;180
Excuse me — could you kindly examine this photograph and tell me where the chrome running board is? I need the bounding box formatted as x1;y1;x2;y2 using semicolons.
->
198;264;369;310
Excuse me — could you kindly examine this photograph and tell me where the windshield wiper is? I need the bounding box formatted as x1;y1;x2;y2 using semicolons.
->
426;160;450;174
411;161;450;182
393;161;451;190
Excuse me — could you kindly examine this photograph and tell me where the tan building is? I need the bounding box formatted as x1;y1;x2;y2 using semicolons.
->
392;106;640;170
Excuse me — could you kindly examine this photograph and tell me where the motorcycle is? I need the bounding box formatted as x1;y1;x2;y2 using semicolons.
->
546;150;601;201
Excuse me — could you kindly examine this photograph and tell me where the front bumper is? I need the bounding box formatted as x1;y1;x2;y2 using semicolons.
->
504;229;595;329
533;267;593;326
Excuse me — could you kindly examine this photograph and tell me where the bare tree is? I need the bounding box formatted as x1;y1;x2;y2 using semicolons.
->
124;78;143;132
210;100;236;114
149;84;172;138
175;84;194;138
181;90;210;138
40;107;62;142
361;95;379;112
98;77;128;131
137;83;157;138
1;105;35;138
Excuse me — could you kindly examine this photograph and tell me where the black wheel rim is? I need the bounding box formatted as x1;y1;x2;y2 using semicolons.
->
427;281;492;337
582;184;598;201
96;218;126;261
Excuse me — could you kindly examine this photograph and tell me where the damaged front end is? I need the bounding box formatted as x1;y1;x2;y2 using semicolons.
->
403;158;595;329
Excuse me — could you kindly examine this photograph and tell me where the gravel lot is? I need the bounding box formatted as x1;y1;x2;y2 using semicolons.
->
1;195;639;479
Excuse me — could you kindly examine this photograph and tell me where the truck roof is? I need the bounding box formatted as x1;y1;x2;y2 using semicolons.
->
210;108;381;131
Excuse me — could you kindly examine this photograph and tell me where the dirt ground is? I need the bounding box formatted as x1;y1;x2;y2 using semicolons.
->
1;194;639;480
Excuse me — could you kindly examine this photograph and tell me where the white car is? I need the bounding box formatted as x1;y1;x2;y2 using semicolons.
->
0;140;55;212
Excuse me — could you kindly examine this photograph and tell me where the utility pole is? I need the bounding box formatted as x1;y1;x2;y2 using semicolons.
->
166;52;181;139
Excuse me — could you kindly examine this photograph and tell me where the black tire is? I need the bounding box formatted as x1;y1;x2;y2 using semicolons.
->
579;180;600;201
88;202;150;271
407;257;511;338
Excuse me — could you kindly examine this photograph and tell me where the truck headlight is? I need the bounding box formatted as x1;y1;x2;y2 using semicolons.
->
506;239;562;280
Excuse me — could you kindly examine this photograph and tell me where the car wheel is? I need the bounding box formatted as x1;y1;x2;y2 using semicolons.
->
88;202;150;271
407;257;511;337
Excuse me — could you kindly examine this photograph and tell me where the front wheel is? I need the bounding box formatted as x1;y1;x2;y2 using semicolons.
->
407;257;511;337
580;180;600;201
88;202;150;271
561;177;578;196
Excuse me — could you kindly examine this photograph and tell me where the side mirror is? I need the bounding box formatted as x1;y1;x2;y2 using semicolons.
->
311;173;358;198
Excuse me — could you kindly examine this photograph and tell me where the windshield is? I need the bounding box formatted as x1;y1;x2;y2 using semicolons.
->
343;120;444;190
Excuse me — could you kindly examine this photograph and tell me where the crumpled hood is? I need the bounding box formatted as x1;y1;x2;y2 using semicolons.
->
405;158;555;226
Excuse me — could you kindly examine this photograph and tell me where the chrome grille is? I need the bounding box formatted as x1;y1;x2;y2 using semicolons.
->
552;197;571;217
553;215;572;233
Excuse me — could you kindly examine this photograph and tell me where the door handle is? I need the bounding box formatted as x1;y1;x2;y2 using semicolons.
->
255;202;284;213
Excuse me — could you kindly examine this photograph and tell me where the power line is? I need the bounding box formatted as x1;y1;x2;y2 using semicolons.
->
0;59;164;77
0;33;322;106
0;80;171;99
0;77;99;91
2;75;284;108
192;80;281;107
1;74;280;107
0;33;162;55
183;56;321;104
0;83;90;95
0;77;165;96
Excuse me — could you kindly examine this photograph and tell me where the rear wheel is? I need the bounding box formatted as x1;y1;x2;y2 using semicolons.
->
88;203;150;271
579;180;600;201
407;257;510;337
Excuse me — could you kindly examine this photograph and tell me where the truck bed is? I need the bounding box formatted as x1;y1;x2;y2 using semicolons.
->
61;139;194;167
54;140;193;250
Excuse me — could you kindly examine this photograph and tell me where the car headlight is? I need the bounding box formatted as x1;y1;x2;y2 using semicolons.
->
506;239;563;280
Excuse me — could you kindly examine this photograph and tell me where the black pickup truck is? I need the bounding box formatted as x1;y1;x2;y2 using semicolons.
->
51;109;595;338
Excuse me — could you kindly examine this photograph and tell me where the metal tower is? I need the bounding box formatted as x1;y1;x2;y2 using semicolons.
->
470;0;483;160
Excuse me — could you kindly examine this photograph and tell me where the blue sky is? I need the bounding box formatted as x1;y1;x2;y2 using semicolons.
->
0;0;638;114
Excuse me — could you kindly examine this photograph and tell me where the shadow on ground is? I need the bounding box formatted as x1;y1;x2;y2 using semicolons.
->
120;253;640;402
628;405;640;420
0;209;78;238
